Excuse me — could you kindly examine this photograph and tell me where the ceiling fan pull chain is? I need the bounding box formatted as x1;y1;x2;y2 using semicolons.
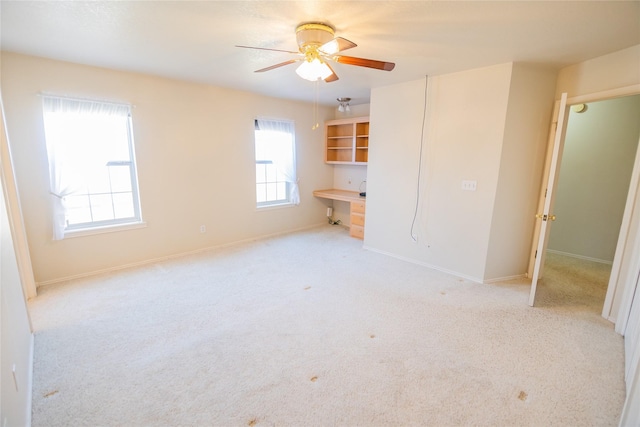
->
312;79;320;130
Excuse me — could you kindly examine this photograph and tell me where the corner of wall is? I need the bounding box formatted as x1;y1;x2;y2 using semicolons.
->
484;63;557;280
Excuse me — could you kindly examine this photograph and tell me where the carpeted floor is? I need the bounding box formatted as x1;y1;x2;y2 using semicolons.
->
536;251;612;312
28;225;625;426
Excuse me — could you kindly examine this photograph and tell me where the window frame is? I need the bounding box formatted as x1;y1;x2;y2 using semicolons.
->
42;96;143;238
255;159;291;208
253;118;297;209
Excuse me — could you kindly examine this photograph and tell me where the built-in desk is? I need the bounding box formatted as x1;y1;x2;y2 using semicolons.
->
313;189;366;239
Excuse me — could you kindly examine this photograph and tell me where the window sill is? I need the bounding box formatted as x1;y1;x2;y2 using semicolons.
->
63;221;147;239
256;203;297;212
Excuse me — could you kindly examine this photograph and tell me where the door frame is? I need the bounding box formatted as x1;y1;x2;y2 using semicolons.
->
0;94;37;300
605;129;640;324
527;84;640;319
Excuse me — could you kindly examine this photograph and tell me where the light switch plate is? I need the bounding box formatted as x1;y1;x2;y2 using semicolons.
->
461;180;477;191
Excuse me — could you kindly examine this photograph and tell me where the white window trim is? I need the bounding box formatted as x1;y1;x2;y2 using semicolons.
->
254;117;299;208
62;221;147;239
42;95;143;239
255;201;297;211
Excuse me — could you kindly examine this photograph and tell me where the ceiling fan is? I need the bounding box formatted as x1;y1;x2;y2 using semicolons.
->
236;22;395;82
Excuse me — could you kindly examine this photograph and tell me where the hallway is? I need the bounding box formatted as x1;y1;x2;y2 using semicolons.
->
536;251;611;313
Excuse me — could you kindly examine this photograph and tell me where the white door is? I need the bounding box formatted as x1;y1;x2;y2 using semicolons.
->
527;100;562;280
528;93;569;306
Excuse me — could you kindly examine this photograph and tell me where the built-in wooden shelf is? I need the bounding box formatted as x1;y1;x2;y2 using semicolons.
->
325;116;369;164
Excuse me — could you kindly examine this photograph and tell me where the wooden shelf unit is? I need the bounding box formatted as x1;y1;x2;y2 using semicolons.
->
325;116;370;165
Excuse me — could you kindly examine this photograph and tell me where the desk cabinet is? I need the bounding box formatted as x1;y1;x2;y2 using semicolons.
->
313;189;366;239
350;200;366;239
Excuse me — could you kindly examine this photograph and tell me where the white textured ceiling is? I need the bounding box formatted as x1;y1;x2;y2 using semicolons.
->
1;1;639;106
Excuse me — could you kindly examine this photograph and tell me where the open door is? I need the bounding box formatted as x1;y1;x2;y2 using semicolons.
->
528;93;569;306
527;100;562;280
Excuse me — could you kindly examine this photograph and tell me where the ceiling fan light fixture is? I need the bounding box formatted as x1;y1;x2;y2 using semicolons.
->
296;58;333;81
239;21;395;83
337;97;351;112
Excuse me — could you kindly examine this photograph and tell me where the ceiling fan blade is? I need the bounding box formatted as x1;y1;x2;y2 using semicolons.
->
324;63;339;82
319;37;357;55
333;55;395;71
254;59;299;73
236;45;299;54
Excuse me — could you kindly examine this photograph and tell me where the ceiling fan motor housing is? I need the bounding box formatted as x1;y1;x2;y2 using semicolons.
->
296;23;335;53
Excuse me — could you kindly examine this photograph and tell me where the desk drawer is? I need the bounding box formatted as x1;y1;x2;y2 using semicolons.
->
351;200;366;214
351;212;365;227
350;224;364;239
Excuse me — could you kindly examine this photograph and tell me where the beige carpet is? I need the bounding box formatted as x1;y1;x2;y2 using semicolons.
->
28;225;625;426
536;251;612;312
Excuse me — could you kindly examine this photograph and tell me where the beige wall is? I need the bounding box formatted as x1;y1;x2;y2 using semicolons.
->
364;64;490;281
365;63;556;282
365;78;438;269
365;66;511;281
548;95;640;262
1;98;33;426
0;52;334;284
556;44;640;98
485;64;557;279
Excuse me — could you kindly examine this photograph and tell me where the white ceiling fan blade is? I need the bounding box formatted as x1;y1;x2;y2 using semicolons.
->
254;59;300;73
319;37;357;55
236;45;299;54
323;62;339;82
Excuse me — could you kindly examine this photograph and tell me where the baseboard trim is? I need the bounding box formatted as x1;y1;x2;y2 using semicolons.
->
36;223;327;288
483;274;527;284
362;245;483;284
546;249;613;265
362;246;528;285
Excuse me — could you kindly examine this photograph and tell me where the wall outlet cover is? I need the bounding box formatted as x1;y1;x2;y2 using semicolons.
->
461;180;477;191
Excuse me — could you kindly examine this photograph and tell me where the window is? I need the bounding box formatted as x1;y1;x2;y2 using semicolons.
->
254;118;299;208
42;96;142;239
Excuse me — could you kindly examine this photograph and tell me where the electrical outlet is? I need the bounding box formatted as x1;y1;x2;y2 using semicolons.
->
348;176;352;184
461;180;477;191
199;225;206;233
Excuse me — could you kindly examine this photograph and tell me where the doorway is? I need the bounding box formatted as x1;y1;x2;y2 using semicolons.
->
534;94;640;313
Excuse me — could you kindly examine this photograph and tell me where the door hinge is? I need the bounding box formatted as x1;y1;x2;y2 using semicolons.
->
535;250;538;259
